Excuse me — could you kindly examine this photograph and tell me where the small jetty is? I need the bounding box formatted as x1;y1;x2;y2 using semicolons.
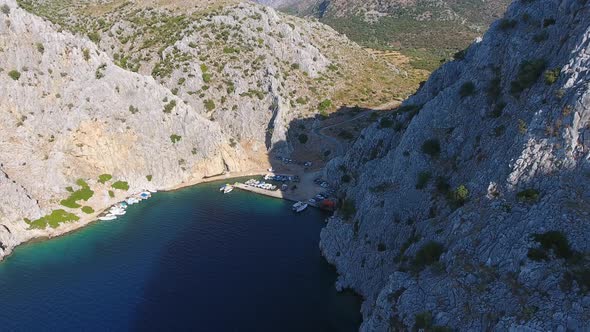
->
233;182;319;208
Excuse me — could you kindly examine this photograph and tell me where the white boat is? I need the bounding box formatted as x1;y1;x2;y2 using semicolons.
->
109;206;126;216
126;197;139;205
99;215;117;221
292;201;308;213
223;184;234;194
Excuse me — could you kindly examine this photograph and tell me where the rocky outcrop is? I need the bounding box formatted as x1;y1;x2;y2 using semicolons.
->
18;0;412;159
321;0;590;330
0;0;407;261
0;0;254;258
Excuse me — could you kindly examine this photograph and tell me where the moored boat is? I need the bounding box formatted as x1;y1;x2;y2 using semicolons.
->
98;215;117;221
223;184;234;194
292;201;308;213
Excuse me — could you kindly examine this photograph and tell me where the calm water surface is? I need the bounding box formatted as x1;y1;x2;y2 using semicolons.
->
0;180;361;331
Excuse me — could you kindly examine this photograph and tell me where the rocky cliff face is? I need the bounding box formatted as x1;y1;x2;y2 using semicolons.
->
321;0;590;330
0;0;255;258
18;0;413;156
0;0;406;260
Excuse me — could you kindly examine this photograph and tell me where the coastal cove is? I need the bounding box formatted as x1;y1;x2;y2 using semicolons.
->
0;180;361;331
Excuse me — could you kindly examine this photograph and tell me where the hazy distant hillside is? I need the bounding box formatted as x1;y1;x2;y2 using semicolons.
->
258;0;511;70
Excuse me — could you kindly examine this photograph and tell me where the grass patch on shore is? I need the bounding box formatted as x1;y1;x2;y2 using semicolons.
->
81;206;95;214
26;209;80;230
112;181;129;191
98;174;112;184
60;179;94;208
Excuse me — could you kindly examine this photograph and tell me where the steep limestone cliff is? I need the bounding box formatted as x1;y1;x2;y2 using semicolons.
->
0;0;408;261
0;0;252;258
321;0;590;330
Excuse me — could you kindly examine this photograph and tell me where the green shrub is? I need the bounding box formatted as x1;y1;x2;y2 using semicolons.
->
494;125;506;137
318;99;332;112
397;104;422;115
295;97;308;104
459;81;476;98
27;209;79;230
533;31;549;43
379;117;394;129
1;4;10;15
544;68;561;85
60;180;94;208
204;99;215;111
527;247;549;261
290;63;300;70
298;133;308;144
491;102;506;118
516;189;540;203
98;174;112;184
532;231;572;259
8;70;20;80
543;18;556;27
202;73;212;83
163;100;177;113
452;185;469;206
223;46;239;54
422;139;441;157
88;31;101;43
112;181;129;191
435;176;450;194
510;59;547;96
95;64;107;79
108;190;115;198
83;49;90;61
146;175;153;182
414;312;433;331
453;48;467;60
499;19;517;30
81;206;95;214
340;199;356;220
36;43;45;54
341;174;351;183
413;241;445;269
170;134;182;144
416;171;432;190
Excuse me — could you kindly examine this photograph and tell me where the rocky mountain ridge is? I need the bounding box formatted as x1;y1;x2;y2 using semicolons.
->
257;0;511;52
0;0;408;260
0;0;254;258
321;0;590;330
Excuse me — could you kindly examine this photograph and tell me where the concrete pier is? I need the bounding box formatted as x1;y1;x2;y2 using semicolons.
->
232;182;319;208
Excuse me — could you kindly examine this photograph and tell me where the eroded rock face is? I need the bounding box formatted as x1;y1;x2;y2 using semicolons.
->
0;0;253;258
321;0;590;330
0;0;407;260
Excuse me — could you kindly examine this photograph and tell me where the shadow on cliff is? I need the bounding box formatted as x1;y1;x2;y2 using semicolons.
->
267;105;390;171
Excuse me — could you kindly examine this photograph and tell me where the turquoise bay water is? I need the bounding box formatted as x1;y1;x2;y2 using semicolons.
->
0;180;361;331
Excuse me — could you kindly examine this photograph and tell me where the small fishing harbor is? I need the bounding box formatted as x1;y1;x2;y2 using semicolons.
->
221;171;337;212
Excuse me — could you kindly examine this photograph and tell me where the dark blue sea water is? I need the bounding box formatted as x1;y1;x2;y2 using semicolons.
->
0;180;361;331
